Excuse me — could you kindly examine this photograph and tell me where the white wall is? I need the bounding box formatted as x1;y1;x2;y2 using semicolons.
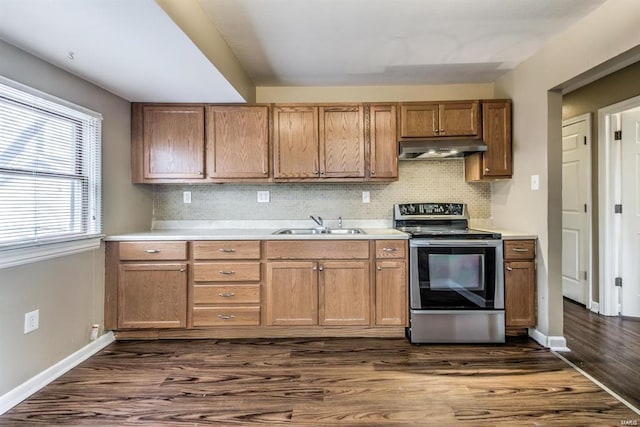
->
493;0;640;339
0;40;152;396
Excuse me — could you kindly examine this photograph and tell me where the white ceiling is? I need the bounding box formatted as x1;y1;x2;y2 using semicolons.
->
0;0;610;101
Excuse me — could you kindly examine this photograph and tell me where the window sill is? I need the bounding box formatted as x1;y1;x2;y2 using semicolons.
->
0;237;103;270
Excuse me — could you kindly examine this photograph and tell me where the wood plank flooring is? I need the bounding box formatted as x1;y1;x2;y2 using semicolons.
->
1;335;637;425
562;297;640;409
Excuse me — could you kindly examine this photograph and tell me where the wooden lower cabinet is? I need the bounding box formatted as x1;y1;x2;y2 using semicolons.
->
504;239;537;328
319;261;370;326
118;263;188;329
265;261;318;325
375;260;407;326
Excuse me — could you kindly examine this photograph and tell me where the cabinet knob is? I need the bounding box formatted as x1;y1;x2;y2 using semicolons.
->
218;248;236;253
263;169;267;174
320;171;325;175
506;266;513;271
371;170;375;175
144;249;160;254
218;270;236;275
319;265;324;271
440;129;445;133
312;266;317;271
217;315;235;320
376;266;382;271
484;168;491;172
180;268;185;272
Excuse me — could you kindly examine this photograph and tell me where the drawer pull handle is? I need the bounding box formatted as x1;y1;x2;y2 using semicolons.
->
512;248;529;252
219;292;236;298
382;247;398;252
219;270;236;275
217;315;235;320
218;248;236;253
506;266;513;271
144;249;160;254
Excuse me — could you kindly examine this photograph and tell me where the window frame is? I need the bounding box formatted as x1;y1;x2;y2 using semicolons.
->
0;76;103;269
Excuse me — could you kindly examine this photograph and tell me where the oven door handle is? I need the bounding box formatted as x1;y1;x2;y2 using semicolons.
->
410;240;500;247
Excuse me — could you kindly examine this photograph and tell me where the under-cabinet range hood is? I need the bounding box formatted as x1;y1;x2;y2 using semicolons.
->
398;138;487;160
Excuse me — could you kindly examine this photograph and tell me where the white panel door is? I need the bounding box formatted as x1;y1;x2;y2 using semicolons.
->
562;119;590;304
621;107;640;317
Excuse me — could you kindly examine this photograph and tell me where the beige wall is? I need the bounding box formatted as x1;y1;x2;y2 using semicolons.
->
256;83;494;103
493;0;640;340
562;61;640;303
0;40;152;396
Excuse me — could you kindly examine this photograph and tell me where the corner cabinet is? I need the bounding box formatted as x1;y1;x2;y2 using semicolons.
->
131;103;270;183
504;239;537;328
465;100;512;181
132;104;205;182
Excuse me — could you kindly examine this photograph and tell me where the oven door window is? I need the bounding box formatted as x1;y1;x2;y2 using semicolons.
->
416;247;496;309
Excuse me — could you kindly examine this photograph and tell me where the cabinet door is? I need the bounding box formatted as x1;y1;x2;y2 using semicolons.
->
118;263;187;328
142;105;205;179
273;106;319;178
319;105;365;178
399;103;438;138
482;100;512;177
369;104;398;180
265;261;318;325
505;261;536;327
438;101;479;137
319;261;370;326
375;261;407;326
206;106;269;179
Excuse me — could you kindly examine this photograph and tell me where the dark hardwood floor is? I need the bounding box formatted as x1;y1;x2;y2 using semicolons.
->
562;297;640;410
1;335;637;425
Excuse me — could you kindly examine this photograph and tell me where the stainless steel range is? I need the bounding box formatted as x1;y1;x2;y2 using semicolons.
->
394;203;505;344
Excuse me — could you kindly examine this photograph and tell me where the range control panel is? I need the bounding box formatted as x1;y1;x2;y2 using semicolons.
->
395;203;466;217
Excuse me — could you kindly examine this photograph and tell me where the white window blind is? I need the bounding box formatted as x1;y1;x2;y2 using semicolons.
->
0;78;102;250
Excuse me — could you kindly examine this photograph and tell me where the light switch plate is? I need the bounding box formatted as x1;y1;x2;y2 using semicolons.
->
257;191;270;203
531;175;539;191
362;191;370;203
183;191;191;204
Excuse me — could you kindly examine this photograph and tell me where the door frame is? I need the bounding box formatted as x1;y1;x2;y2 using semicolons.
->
597;94;640;316
562;113;593;309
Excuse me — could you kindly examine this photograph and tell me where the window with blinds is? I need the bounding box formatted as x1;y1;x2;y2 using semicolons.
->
0;78;102;250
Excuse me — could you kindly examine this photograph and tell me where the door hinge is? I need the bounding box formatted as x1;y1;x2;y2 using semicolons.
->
583;136;587;145
615;204;622;214
583;271;588;281
614;130;622;140
584;203;587;213
615;277;622;287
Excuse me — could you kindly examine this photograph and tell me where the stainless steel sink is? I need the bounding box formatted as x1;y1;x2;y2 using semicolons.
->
273;228;364;235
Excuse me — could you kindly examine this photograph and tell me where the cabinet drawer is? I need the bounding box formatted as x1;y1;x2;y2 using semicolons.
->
194;284;261;304
193;306;260;326
119;241;187;261
266;240;369;259
504;240;536;260
375;240;406;259
193;262;261;282
193;241;261;260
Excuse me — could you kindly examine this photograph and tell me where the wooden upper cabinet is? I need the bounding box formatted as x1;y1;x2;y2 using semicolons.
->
273;105;319;178
206;105;269;179
369;104;398;180
399;101;479;138
319;105;365;178
465;100;512;181
134;104;205;182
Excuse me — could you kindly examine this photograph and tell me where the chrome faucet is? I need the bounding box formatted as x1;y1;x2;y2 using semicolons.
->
309;215;325;230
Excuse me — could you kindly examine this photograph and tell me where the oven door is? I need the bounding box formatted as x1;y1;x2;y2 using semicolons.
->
409;239;503;310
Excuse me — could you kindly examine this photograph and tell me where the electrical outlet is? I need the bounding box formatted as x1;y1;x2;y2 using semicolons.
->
257;191;270;203
362;191;370;204
24;309;39;334
183;191;191;204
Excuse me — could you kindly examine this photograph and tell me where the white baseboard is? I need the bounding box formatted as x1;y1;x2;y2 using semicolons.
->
0;332;115;415
529;328;570;352
590;301;600;313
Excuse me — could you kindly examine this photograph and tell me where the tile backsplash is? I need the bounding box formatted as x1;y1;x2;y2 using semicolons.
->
153;161;491;222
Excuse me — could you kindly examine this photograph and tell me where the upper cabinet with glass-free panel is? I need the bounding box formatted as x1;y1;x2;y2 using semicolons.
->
399;101;480;138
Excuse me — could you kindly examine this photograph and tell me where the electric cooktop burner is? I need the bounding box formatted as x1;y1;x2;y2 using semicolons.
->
393;203;501;240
